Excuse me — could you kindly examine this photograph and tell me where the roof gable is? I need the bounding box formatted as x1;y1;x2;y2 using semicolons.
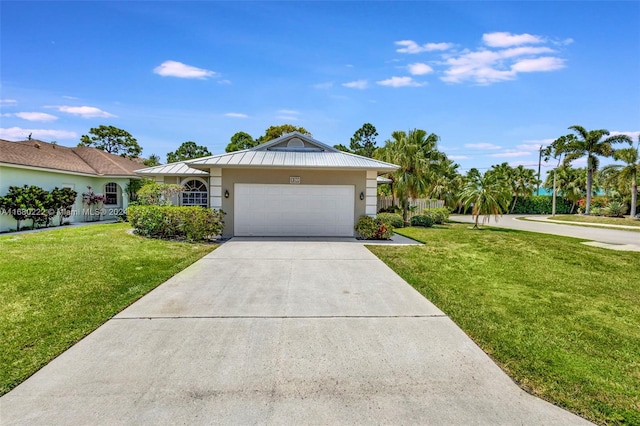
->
252;132;339;153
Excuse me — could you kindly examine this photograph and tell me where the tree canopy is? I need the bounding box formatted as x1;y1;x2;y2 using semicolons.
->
225;125;311;153
143;154;161;167
78;125;142;158
166;141;211;163
349;123;378;158
257;124;311;144
225;132;258;153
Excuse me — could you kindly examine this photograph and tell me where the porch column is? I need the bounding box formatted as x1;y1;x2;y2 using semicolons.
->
209;168;222;209
365;170;377;217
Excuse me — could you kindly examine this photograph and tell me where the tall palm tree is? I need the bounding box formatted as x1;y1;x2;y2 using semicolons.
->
602;144;639;217
510;165;539;212
429;157;463;210
376;129;441;223
460;169;511;229
543;165;587;213
561;125;632;214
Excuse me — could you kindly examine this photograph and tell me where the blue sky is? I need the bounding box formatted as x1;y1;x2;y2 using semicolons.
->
1;1;638;175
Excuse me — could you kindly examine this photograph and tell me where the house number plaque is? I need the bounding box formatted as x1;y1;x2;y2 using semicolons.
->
289;176;301;184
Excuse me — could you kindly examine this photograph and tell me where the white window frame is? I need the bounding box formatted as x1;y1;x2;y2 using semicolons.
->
181;179;208;208
104;182;119;206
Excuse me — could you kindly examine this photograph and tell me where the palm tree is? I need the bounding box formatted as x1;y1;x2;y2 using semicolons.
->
460;169;511;229
429;157;463;210
602;144;639;217
561;126;632;214
543;165;586;213
510;165;539;212
376;129;441;223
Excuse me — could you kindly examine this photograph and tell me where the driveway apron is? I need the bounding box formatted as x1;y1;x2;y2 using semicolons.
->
1;240;591;425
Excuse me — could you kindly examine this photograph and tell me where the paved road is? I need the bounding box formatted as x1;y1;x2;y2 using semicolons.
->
452;214;639;247
1;240;590;425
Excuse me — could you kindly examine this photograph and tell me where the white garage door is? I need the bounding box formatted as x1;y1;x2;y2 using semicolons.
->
234;184;355;237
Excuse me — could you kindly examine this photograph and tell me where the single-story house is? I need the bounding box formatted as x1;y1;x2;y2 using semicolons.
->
0;138;141;232
136;132;398;238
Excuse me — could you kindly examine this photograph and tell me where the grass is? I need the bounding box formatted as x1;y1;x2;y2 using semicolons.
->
550;214;640;228
0;223;216;395
369;224;640;425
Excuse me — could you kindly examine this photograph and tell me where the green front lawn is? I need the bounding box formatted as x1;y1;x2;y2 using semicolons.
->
0;223;216;395
550;214;640;228
369;225;639;425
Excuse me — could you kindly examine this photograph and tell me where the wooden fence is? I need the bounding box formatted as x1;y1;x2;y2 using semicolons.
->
377;196;445;218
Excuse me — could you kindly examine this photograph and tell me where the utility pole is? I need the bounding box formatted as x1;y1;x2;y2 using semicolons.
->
537;146;542;196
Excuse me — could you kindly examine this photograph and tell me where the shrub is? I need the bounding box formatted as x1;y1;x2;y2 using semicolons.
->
423;207;450;224
355;215;394;240
377;213;404;228
603;201;627;218
410;214;434;228
378;205;401;214
590;207;602;216
137;183;184;206
128;205;224;241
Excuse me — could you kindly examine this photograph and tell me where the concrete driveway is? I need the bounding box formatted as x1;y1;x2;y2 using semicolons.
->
1;240;590;425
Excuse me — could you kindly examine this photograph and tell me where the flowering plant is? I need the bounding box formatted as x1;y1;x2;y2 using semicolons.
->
82;186;107;206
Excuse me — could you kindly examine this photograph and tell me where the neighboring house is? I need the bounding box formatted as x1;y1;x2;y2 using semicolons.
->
0;139;141;232
136;132;398;238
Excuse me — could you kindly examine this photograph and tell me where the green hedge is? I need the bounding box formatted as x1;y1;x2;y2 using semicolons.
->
510;196;573;215
355;215;394;240
377;213;404;228
423;207;450;224
410;214;435;228
128;205;224;241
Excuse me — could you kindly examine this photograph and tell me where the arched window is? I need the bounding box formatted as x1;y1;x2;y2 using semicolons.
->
182;180;208;207
104;182;119;205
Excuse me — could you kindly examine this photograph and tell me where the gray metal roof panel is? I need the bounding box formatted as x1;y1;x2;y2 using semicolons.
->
135;162;208;175
183;149;397;171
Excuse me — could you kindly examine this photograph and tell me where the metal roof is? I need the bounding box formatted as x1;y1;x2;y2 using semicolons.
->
136;133;399;175
186;132;398;171
135;161;208;176
186;150;397;171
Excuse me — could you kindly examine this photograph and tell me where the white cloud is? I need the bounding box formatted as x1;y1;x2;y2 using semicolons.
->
482;32;545;47
487;150;532;158
313;82;334;89
0;127;77;140
0;99;17;105
276;115;299;121
62;95;78;100
517;141;551;151
407;63;434;75
224;112;248;118
153;60;215;79
376;76;424;88
511;57;565;72
395;40;454;54
57;106;115;118
342;80;368;89
277;109;299;115
218;79;232;85
448;155;470;160
465;142;502;150
12;112;58;122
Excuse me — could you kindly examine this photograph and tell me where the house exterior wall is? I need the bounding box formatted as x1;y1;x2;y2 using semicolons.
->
218;168;368;237
0;165;131;232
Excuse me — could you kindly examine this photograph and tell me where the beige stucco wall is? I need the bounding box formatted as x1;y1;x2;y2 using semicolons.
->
218;168;368;237
0;165;132;232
